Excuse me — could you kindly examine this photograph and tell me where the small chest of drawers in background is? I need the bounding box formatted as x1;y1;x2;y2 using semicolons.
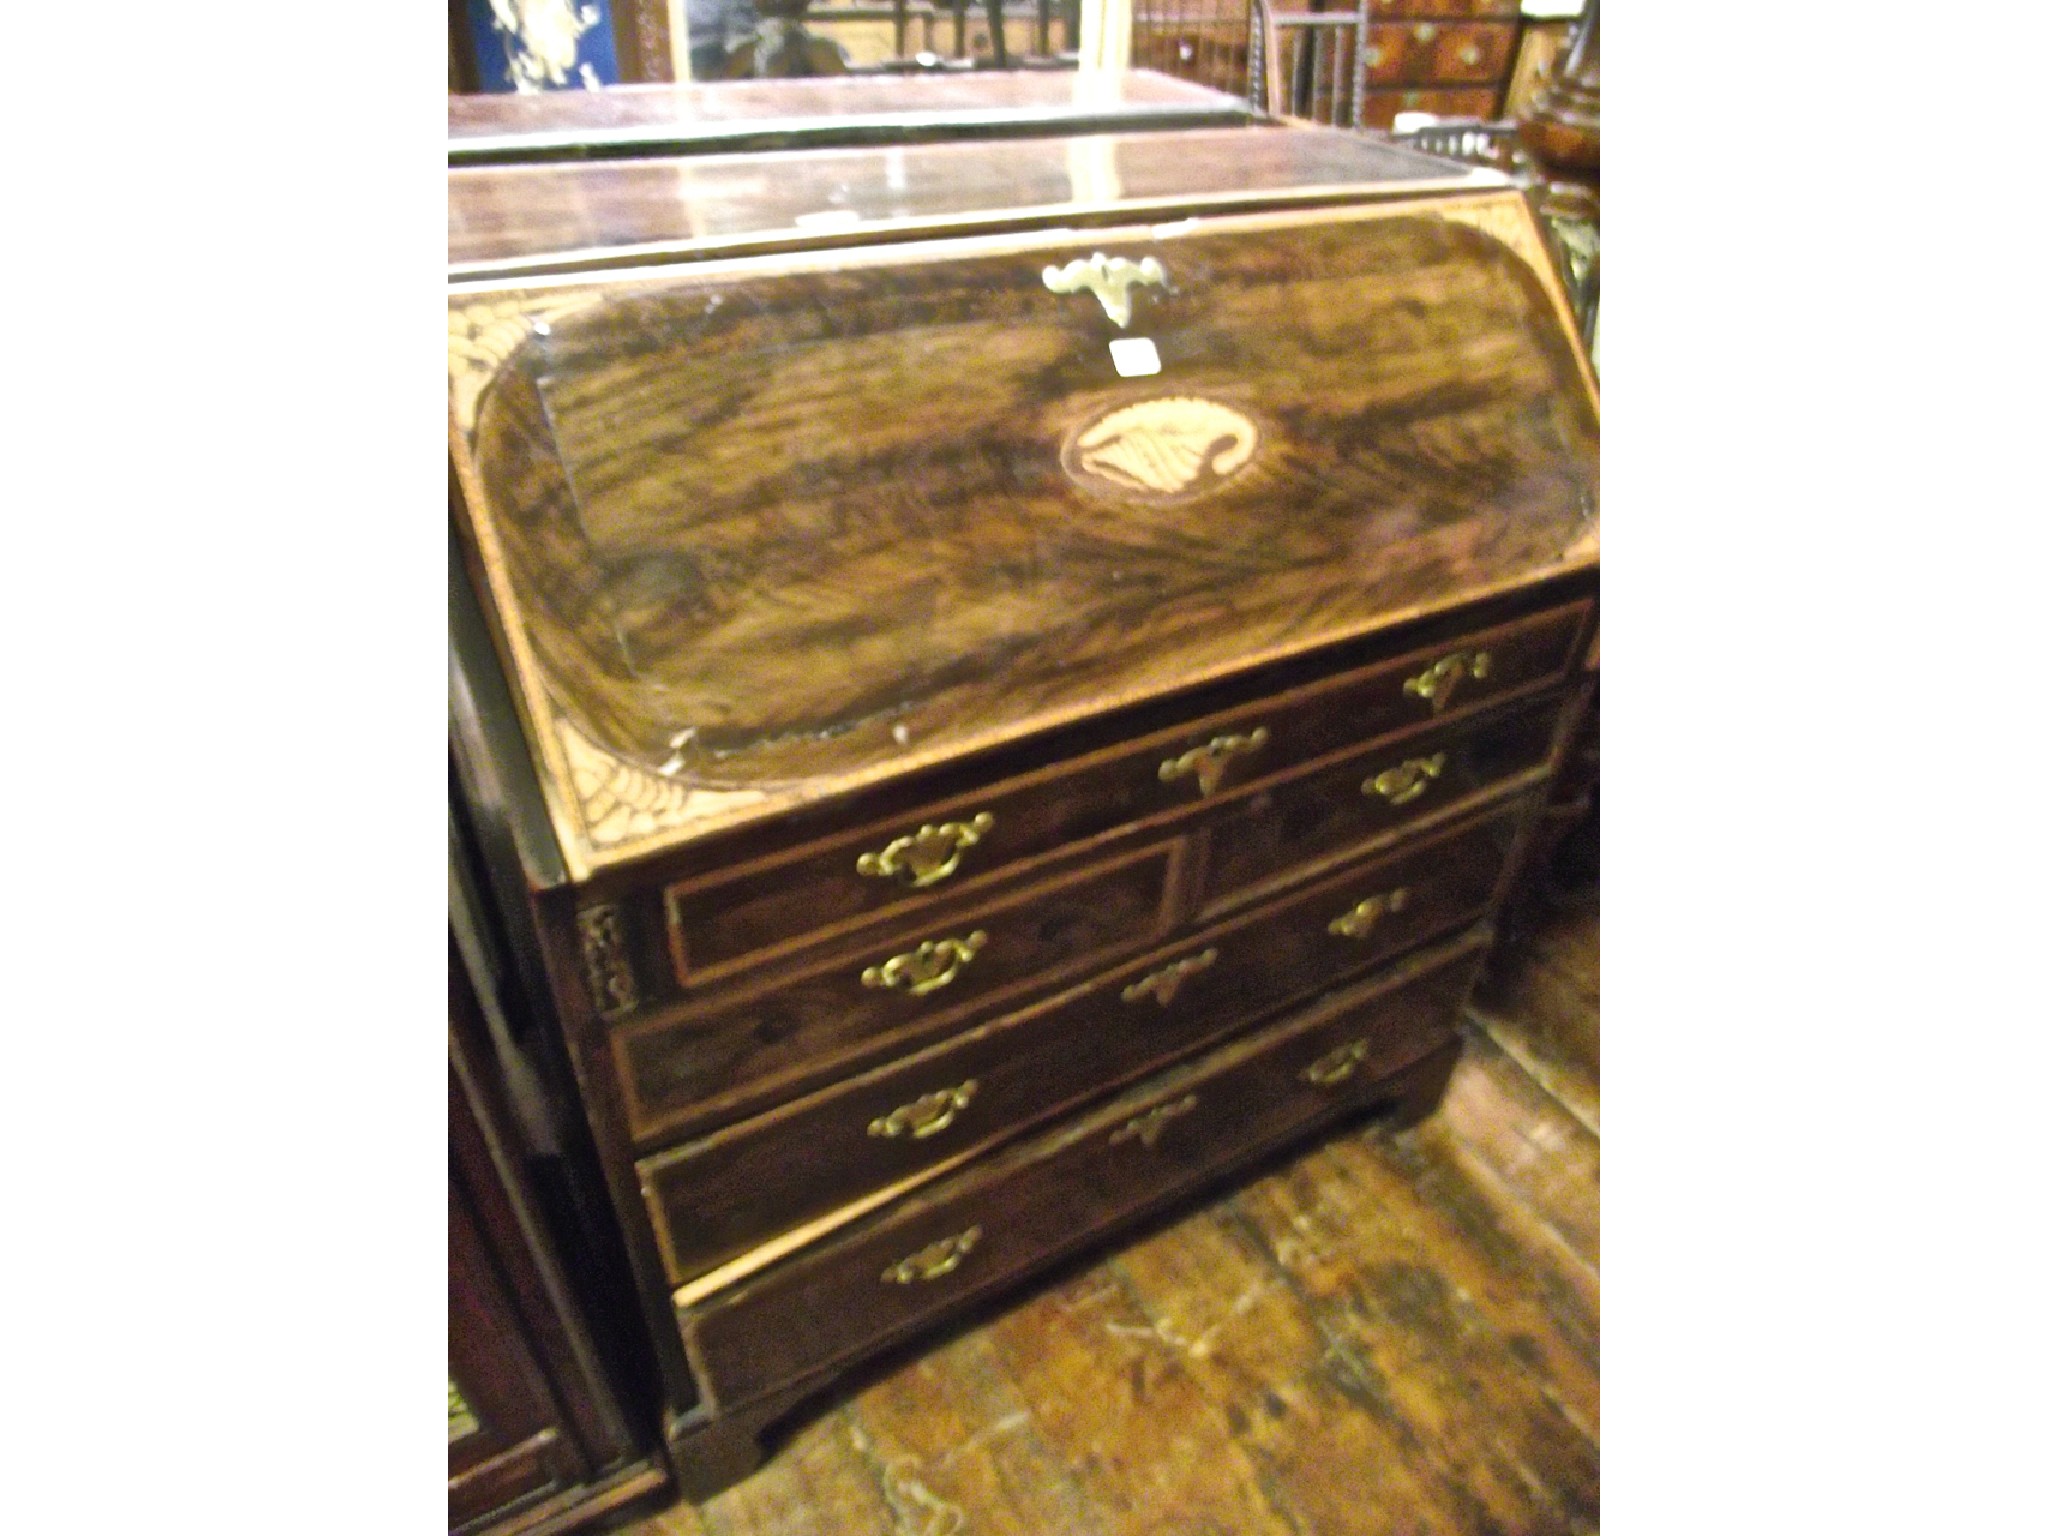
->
1363;0;1525;128
448;118;1599;1498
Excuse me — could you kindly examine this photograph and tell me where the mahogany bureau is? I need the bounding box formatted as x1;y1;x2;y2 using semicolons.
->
447;118;1599;1497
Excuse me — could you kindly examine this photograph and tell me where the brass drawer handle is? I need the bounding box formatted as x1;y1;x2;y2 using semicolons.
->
1459;43;1483;66
1403;649;1491;713
882;1225;982;1285
1159;727;1269;797
1110;1092;1200;1148
1328;888;1410;941
856;812;995;889
1415;22;1438;42
1303;1039;1371;1087
1364;753;1446;806
862;931;988;996
1122;948;1219;1008
868;1080;979;1140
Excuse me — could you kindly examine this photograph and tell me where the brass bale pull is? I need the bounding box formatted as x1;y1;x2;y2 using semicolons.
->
862;931;988;996
1328;888;1410;942
1159;727;1270;797
1122;948;1219;1009
1110;1093;1200;1149
1364;753;1447;807
1403;649;1491;713
856;812;995;889
882;1225;982;1285
1041;252;1167;328
868;1080;979;1140
1303;1039;1371;1087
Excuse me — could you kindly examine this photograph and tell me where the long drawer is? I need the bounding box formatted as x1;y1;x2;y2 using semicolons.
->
659;602;1587;990
614;840;1182;1146
639;803;1524;1284
677;931;1488;1411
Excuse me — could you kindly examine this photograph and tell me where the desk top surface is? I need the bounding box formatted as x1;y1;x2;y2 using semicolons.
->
448;71;1259;165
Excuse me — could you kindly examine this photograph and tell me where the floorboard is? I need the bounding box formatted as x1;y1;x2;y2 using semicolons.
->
616;897;1600;1535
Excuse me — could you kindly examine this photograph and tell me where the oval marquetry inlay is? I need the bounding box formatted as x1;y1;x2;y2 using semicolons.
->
1062;397;1259;503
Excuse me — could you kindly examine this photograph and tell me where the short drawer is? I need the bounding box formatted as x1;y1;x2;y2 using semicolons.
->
678;932;1487;1411
639;806;1521;1284
1202;693;1561;908
661;602;1586;989
616;841;1181;1146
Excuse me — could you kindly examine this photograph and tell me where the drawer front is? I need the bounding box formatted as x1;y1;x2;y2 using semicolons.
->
617;842;1180;1145
640;806;1521;1283
1363;87;1501;128
1374;0;1518;18
1366;22;1511;87
681;933;1487;1409
1202;693;1561;909
661;602;1586;990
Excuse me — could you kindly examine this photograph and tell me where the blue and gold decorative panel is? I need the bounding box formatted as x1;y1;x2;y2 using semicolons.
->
463;0;623;91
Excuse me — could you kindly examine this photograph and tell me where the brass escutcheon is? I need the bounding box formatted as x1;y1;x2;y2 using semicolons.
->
1403;649;1492;713
868;1080;979;1140
882;1225;982;1285
1364;753;1447;806
1042;252;1168;328
1159;727;1270;797
862;931;988;996
1122;948;1220;1009
1303;1039;1372;1087
856;812;995;889
1110;1093;1201;1149
1328;888;1411;941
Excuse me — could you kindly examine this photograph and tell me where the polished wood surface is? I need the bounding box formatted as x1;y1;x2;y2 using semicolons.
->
447;126;1496;276
453;184;1595;878
448;71;1257;163
605;897;1597;1533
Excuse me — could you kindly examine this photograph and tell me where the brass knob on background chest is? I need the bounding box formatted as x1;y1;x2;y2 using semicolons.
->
856;812;995;889
862;931;988;996
868;1080;979;1140
1303;1038;1372;1087
1363;753;1446;806
882;1225;982;1285
1328;888;1410;942
1404;649;1490;713
1122;948;1219;1008
1160;727;1269;797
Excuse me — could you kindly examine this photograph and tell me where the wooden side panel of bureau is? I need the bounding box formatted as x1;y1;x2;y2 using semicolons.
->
447;122;1598;1500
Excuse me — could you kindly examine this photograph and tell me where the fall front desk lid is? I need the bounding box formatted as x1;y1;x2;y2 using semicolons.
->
449;133;1597;878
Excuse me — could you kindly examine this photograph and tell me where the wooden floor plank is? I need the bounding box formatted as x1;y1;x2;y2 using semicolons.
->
838;1331;1096;1536
1229;1147;1596;1535
1435;1022;1601;1269
1110;1197;1487;1535
1471;903;1600;1131
975;1228;1304;1536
